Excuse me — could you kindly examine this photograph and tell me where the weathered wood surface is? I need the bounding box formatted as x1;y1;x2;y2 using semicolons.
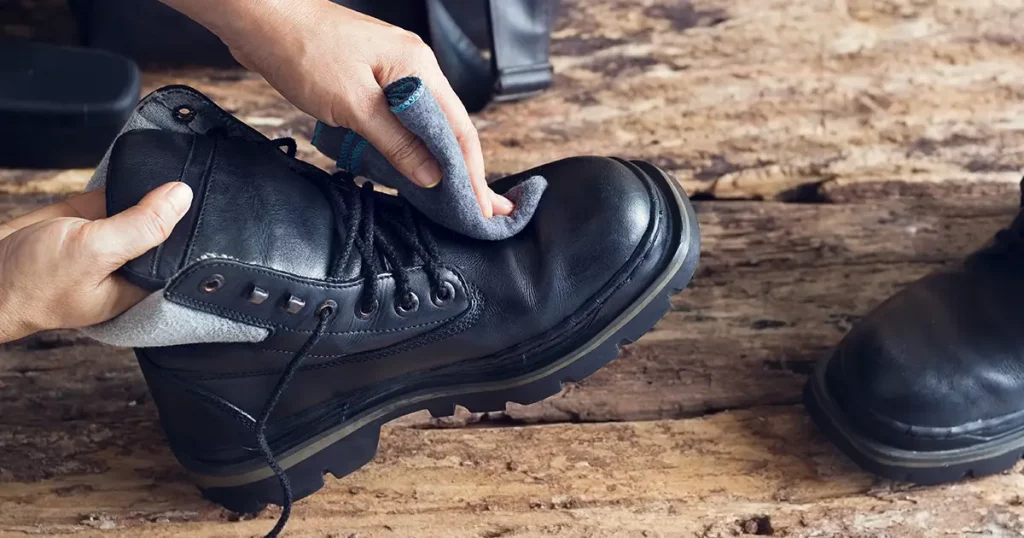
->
4;0;1024;200
4;406;1024;537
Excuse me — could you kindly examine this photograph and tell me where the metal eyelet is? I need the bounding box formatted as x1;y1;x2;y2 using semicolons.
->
316;299;338;317
431;281;456;307
395;292;420;316
199;274;225;294
173;105;195;123
356;297;379;319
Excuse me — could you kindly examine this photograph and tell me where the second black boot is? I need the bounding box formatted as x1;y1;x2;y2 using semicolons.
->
806;183;1024;484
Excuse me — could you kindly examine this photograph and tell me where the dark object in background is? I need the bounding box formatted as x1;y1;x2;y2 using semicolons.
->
67;0;237;66
0;41;140;168
67;0;557;112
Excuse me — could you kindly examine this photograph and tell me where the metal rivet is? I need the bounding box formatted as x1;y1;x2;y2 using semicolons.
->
248;286;269;305
174;105;195;122
285;295;306;314
199;274;225;294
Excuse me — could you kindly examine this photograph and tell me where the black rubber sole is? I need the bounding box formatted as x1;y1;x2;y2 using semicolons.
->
804;354;1024;485
197;162;701;513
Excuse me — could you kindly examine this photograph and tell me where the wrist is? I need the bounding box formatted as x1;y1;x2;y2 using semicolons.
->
0;241;41;344
171;0;326;54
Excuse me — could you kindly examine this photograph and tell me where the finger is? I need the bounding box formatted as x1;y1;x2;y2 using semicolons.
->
0;190;107;239
344;68;443;189
414;63;513;217
85;182;193;268
490;190;514;216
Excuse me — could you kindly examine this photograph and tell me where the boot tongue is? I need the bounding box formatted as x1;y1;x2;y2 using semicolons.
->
105;129;344;290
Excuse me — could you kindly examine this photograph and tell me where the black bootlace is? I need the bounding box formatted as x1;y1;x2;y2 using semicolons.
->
217;134;452;538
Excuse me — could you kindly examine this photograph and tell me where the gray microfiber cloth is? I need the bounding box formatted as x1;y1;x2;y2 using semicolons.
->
84;290;268;347
312;76;547;241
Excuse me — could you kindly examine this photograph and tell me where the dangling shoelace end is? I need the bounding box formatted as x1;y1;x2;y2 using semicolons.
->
255;303;336;538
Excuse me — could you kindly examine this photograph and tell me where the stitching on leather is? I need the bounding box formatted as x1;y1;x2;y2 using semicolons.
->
174;260;434;291
860;400;1024;439
829;349;1023;440
151;135;197;278
166;260;465;335
177;140;219;271
270;313;457;337
182;138;218;265
186;279;483;379
147;86;341;210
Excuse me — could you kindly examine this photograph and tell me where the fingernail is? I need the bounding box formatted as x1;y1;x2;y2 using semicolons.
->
412;160;442;188
490;191;515;216
166;182;194;217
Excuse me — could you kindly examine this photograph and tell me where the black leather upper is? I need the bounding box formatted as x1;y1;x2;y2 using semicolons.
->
108;131;337;288
107;126;674;461
826;228;1024;448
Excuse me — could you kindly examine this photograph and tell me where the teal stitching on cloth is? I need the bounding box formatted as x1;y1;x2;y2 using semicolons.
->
391;82;425;113
349;138;369;176
311;121;324;146
336;130;356;171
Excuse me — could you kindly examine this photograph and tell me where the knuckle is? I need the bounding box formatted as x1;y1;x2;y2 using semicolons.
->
455;119;479;142
341;90;383;130
140;207;172;240
383;131;426;168
413;44;439;67
400;29;427;47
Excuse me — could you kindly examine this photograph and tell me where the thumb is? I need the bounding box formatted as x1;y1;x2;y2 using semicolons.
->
86;182;194;268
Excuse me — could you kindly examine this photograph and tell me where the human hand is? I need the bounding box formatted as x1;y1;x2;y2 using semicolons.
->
162;0;512;218
0;183;193;343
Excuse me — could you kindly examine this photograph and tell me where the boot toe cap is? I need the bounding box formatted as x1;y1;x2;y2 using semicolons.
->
525;156;656;301
827;269;1024;441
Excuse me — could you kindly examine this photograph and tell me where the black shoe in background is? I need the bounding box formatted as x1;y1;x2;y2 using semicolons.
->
806;181;1024;484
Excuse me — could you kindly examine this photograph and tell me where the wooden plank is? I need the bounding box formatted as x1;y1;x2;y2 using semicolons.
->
1;193;1018;430
4;0;1024;200
3;405;1023;537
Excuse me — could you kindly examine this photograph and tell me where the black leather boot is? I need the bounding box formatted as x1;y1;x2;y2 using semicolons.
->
806;184;1024;484
103;105;700;531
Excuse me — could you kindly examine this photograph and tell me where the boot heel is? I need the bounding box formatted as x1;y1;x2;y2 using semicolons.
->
198;420;384;513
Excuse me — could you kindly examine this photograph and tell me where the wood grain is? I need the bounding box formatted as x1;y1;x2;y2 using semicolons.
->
4;406;1024;537
4;0;1023;200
